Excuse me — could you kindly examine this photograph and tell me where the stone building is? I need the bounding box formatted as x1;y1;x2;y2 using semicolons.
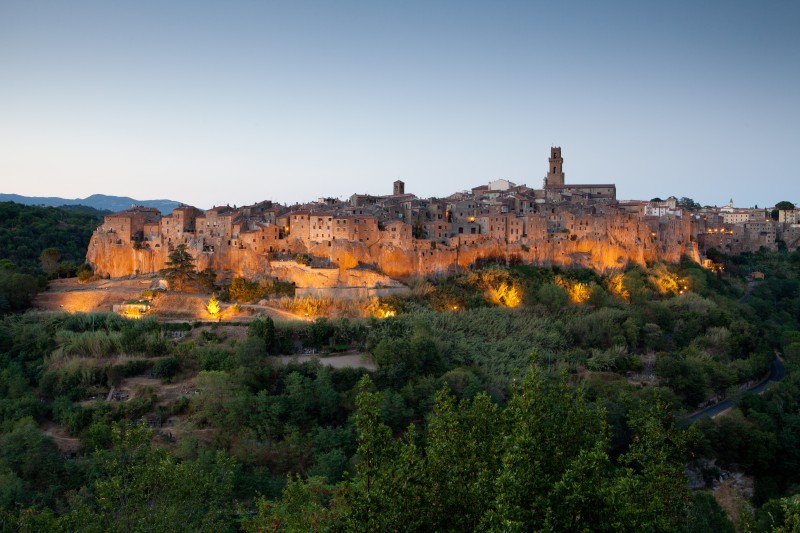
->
87;147;719;279
545;146;565;187
99;206;161;244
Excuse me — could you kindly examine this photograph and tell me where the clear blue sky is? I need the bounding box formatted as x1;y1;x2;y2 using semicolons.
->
1;1;798;209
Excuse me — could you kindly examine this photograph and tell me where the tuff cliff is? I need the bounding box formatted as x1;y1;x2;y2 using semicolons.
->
87;215;698;284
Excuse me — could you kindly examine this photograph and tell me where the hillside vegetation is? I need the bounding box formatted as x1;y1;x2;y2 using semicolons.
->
0;202;106;272
0;242;799;529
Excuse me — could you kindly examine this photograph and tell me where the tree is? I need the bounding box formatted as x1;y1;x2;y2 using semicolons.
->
76;263;94;282
677;197;702;211
206;295;221;317
159;244;197;291
249;316;275;353
775;201;796;211
39;247;61;278
197;267;217;293
5;422;238;532
0;268;41;313
242;476;337;532
536;282;569;310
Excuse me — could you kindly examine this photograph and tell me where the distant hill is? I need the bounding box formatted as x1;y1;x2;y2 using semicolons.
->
0;193;183;214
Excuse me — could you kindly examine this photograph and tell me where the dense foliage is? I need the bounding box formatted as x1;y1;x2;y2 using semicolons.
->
0;202;104;314
0;248;798;530
0;261;45;314
0;202;106;274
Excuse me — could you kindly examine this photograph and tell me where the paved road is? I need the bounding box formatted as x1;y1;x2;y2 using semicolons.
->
685;356;785;424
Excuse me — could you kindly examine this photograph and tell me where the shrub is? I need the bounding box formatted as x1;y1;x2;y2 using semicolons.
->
76;264;94;282
294;254;312;266
153;357;179;380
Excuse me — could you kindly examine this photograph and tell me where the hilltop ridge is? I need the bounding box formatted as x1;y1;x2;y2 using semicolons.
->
0;193;183;214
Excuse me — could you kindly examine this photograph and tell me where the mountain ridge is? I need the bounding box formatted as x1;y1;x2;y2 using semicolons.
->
0;193;184;214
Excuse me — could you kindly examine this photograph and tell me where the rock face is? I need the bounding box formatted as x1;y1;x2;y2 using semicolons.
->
86;237;271;279
87;214;698;285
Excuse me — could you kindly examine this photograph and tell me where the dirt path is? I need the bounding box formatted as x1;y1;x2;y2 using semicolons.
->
41;422;82;454
119;376;200;405
240;303;309;322
277;353;376;371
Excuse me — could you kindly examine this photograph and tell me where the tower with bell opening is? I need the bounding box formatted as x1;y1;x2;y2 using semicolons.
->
545;146;565;187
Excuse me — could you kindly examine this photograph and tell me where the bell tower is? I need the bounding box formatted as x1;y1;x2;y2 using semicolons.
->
545;146;564;187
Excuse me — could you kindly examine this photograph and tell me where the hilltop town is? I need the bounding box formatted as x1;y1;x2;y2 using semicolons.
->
86;148;800;282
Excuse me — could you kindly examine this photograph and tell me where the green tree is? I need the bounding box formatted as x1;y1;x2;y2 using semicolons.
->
76;263;94;282
159;244;197;291
6;422;238;532
0;418;65;505
775;201;796;211
39;247;61;278
339;375;426;532
423;390;500;531
242;475;337;532
0;269;40;313
252;365;696;532
249;316;276;354
536;283;569;310
772;494;800;532
88;424;236;532
197;267;217;293
682;492;735;533
677;197;702;211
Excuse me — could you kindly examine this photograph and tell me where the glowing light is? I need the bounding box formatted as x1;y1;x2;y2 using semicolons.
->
364;297;397;319
206;295;221;317
555;275;590;303
606;273;630;301
646;264;686;295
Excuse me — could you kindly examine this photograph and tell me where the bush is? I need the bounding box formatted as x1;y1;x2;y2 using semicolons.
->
153;357;179;380
199;347;236;371
76;264;94;282
227;277;295;303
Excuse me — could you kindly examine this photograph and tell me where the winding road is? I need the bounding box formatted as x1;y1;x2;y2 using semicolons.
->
682;278;785;424
685;356;785;424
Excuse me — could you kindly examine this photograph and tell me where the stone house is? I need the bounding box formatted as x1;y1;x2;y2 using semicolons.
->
383;220;413;247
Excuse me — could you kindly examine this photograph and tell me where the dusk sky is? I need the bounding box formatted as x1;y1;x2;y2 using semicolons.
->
1;1;798;209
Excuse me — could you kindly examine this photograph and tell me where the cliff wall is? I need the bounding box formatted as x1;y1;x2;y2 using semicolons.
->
87;216;698;285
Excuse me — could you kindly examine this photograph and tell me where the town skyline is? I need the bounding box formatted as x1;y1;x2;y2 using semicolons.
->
86;145;800;289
